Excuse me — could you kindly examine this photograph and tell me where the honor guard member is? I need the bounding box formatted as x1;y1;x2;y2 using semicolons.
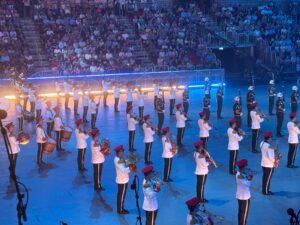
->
162;127;175;182
268;80;275;115
185;197;202;225
216;83;224;119
45;100;54;136
127;106;138;151
153;81;160;110
183;88;189;116
35;95;43;118
203;90;211;120
36;117;46;165
198;111;212;149
194;141;211;203
29;85;36;114
287;112;300;168
176;104;187;146
114;145;134;214
276;92;285;137
6;122;21;178
204;77;211;98
63;81;72;110
90;95;98;129
55;81;61;101
16;99;23;131
156;92;165;133
260;132;277;195
235;159;252;225
142;165;159;225
246;86;255;128
102;79;110;107
53;106;64;151
143;115;155;164
228;118;243;174
233;96;242;129
73;85;80;116
126;87;133;109
75;119;89;171
138;87;146;120
91;129;105;191
291;86;298;113
22;84;29;110
114;84;121;112
250;102;264;153
82;91;90;123
169;86;176;115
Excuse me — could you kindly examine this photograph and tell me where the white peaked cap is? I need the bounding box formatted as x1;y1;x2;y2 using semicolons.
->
292;86;298;91
234;96;240;101
248;86;254;91
204;77;209;82
269;80;274;84
277;92;283;98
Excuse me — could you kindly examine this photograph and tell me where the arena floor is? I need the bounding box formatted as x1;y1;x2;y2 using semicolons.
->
0;83;299;225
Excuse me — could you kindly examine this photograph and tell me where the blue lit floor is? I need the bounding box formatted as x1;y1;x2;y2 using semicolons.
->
0;84;299;225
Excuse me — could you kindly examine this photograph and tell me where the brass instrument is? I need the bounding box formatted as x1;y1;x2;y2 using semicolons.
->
144;174;164;192
273;141;282;168
170;135;178;155
190;204;213;225
203;148;218;168
146;122;159;132
232;127;246;136
125;151;138;172
100;138;111;156
237;168;253;181
203;119;214;128
256;110;268;121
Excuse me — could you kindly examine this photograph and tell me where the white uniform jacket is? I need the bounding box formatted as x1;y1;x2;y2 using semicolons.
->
143;123;155;143
46;108;54;123
127;114;138;131
176;110;187;128
250;110;264;129
236;171;251;200
227;127;243;150
260;141;275;168
198;119;212;138
8;135;20;154
54;116;63;131
142;179;158;211
194;151;209;175
82;95;89;107
91;140;105;164
36;126;46;143
114;156;130;184
287;121;300;144
90;101;97;114
75;128;89;149
162;137;173;158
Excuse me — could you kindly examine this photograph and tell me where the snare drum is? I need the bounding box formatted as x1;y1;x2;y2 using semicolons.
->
43;137;56;154
62;126;73;142
23;110;34;122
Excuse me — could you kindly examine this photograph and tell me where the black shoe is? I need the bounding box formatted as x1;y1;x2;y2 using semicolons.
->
163;179;169;182
168;178;173;182
84;120;89;123
277;133;284;137
252;150;261;154
201;199;208;203
122;209;129;214
118;210;129;215
288;165;298;168
268;191;274;195
100;186;105;191
269;113;275;116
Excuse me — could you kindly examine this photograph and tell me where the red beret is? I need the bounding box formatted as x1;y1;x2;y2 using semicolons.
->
199;111;205;117
176;103;182;109
114;145;124;152
193;140;203;148
185;197;201;207
289;112;297;118
229;118;236;124
162;127;170;134
263;131;272;139
5;122;14;129
235;159;248;168
142;165;153;174
251;102;257;108
75;119;83;126
143;114;150;121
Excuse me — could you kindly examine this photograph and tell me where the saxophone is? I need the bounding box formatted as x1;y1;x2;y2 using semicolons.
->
273;141;282;168
170;135;178;155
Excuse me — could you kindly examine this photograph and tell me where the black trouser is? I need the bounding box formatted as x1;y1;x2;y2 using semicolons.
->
217;98;223;118
145;210;158;225
83;106;88;122
77;148;86;170
37;143;44;164
55;130;62;151
65;94;70;109
204;108;210;120
177;127;185;145
247;104;252;128
251;129;260;152
196;174;207;199
262;167;274;194
288;143;298;167
238;199;250;225
229;150;238;174
74;100;79;115
23;97;28;111
144;142;153;163
93;163;103;189
36;109;41;118
291;102;297;113
157;112;164;131
234;115;242;129
126;101;132;109
114;98;119;112
91;113;97;129
163;158;173;180
18;117;23;131
103;92;108;107
200;137;208;149
30;101;35;113
129;130;135;150
183;101;189;114
169;99;175;115
269;96;274;114
139;106;144;119
117;183;128;212
47;121;53;136
9;153;18;178
276;112;284;134
154;96;158;110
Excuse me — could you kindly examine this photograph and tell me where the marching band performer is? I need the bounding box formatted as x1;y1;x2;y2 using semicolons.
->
246;86;255;128
138;87;146;120
250;102;264;153
126;87;133;109
216;83;224;119
153;81;160;110
228;118;243;175
45;100;54;136
55;81;61;101
114;83;120;113
35;95;43;119
276;92;285;137
102;79;110;108
162;127;175;182
64;80;72;110
75;119;89;171
16;99;23;131
53;106;64;151
156;93;165;133
90;95;98;129
22;84;29;110
91;129;105;191
73;85;80;116
194;140;211;203
233;96;242;129
114;145;135;214
36;116;46;165
203;90;210;120
291;85;298;113
169;86;176;115
235;159;252;225
29;84;36;114
183;88;189;116
260;132;276;195
143;114;155;164
142;165;159;225
268;80;275;115
176;104;187;146
185;197;202;225
198;112;212;149
82;91;90;123
287;112;300;168
127;106;138;151
204;77;211;98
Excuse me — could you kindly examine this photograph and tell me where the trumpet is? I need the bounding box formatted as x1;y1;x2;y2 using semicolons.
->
198;148;218;168
144;173;163;192
256;110;268;120
238;168;253;181
233;127;246;136
145;122;159;132
170;135;178;155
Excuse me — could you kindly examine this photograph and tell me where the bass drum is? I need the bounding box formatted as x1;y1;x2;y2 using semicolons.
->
43;137;56;154
62;126;73;142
